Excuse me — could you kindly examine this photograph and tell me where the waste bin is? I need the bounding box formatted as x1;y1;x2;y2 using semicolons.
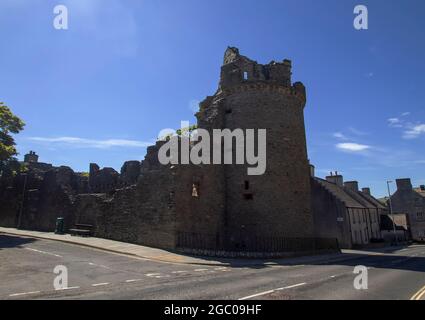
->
55;217;65;235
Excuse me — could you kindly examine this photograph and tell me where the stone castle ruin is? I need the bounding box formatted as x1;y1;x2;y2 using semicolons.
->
0;48;338;257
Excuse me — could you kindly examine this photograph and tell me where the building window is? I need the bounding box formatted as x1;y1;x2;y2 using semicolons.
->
417;212;424;221
243;71;248;80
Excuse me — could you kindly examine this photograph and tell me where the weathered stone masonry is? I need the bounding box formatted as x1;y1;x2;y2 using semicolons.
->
1;48;333;255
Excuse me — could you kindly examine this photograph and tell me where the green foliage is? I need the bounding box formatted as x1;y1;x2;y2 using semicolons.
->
176;125;198;137
0;102;25;162
0;157;21;179
159;125;198;141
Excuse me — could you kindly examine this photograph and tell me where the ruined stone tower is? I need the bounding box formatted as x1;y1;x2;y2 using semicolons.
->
1;47;321;256
192;47;315;249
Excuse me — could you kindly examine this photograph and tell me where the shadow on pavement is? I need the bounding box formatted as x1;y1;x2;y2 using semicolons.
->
0;234;37;250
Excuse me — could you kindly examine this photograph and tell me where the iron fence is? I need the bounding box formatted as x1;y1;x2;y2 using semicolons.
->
176;232;339;253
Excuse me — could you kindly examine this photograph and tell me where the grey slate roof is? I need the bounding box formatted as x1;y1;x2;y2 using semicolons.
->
314;178;365;208
314;177;386;210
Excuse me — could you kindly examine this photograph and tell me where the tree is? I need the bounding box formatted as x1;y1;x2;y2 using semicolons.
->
0;101;25;164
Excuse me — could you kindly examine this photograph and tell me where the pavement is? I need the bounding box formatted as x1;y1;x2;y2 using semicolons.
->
0;227;356;267
1;228;425;300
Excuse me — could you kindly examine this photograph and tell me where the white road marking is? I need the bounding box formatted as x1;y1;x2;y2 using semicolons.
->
88;262;111;269
145;273;161;277
91;283;110;287
172;271;188;274
194;269;209;272
239;282;306;300
9;291;41;297
126;279;142;283
25;247;62;258
330;275;337;279
55;286;80;291
239;290;275;300
275;283;307;291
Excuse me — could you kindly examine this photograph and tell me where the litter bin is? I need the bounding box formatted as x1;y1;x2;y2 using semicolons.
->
55;217;65;235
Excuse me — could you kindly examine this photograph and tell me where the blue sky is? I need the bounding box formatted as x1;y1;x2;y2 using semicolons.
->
1;0;424;197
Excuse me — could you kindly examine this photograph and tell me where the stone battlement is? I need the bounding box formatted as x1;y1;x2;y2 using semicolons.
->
220;47;293;89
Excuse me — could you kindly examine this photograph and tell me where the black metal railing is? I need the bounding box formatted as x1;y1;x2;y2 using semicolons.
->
176;232;339;253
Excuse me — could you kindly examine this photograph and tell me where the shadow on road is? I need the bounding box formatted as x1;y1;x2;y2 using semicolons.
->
174;246;425;273
0;234;37;250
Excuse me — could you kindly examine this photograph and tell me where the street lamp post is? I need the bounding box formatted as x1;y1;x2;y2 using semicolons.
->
386;180;398;246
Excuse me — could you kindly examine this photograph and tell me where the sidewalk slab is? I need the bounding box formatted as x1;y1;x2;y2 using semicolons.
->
0;227;384;267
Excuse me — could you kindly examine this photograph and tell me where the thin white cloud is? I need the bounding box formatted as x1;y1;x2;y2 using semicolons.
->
333;132;348;140
336;143;371;152
388;117;403;128
28;137;152;149
387;112;425;139
403;124;425;139
348;127;368;136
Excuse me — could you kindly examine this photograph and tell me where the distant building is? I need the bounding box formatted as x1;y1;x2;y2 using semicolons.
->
390;179;425;242
24;151;39;163
22;151;53;172
311;170;384;248
380;213;410;243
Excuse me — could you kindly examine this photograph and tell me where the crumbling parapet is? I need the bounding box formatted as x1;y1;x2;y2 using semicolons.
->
220;47;292;88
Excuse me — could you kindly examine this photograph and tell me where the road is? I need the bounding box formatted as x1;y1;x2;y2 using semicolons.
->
1;234;425;300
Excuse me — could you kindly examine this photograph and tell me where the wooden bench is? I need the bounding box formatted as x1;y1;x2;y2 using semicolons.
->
69;224;94;237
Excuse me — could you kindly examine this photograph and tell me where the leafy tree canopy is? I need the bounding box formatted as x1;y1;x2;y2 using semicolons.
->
0;101;25;162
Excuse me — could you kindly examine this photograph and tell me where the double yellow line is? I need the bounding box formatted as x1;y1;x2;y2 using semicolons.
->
411;284;425;300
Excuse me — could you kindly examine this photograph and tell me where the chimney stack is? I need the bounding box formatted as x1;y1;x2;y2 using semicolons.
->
326;172;343;187
345;181;359;192
309;164;315;177
396;178;413;191
362;187;371;195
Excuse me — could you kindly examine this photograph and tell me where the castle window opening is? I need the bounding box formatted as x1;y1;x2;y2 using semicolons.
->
192;183;200;198
244;180;250;190
243;71;248;80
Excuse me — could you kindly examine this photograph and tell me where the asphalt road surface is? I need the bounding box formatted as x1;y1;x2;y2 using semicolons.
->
1;234;425;300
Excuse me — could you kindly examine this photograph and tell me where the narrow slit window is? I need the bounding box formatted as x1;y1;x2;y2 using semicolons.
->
244;181;250;190
192;183;199;198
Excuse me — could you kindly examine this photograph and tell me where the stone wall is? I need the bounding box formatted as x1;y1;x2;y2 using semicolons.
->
0;47;334;255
